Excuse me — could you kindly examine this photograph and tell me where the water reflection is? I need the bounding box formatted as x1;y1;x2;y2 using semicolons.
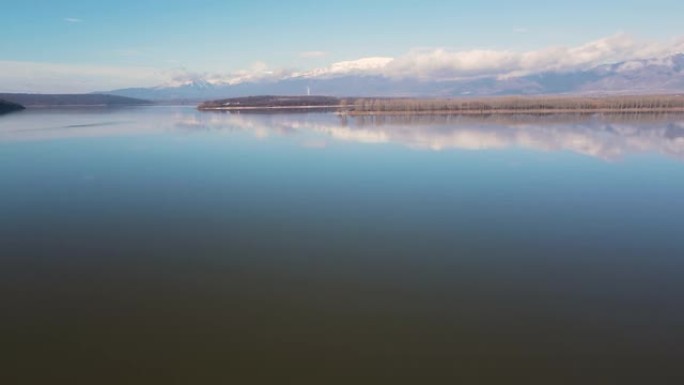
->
3;107;684;383
182;111;684;160
3;107;684;161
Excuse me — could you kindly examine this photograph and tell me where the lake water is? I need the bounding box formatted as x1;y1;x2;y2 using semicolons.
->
2;107;684;383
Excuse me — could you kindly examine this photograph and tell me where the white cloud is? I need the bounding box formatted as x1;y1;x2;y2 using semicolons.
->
169;57;396;87
300;57;394;78
212;33;684;85
64;18;83;23
3;33;684;93
384;33;684;80
163;61;297;87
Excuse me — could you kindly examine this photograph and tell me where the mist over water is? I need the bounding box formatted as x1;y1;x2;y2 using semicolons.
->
2;107;684;383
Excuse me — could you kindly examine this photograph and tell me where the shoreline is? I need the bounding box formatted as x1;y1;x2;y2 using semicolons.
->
340;107;684;115
197;95;684;115
198;106;684;115
198;105;344;111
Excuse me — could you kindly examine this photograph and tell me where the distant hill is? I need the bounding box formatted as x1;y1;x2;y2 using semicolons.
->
0;93;150;107
106;53;684;101
0;99;25;114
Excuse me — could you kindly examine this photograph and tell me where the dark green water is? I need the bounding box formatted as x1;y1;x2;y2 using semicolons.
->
2;108;684;384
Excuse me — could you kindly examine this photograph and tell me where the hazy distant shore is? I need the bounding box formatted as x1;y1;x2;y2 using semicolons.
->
0;93;150;108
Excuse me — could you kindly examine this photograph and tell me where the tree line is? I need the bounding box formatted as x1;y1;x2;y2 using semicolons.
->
344;95;684;113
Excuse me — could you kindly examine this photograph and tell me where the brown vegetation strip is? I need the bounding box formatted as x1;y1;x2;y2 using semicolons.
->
198;95;684;114
342;95;684;114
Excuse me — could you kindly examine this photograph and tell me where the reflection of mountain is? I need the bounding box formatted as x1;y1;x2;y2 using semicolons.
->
4;107;684;161
348;115;684;160
191;111;684;161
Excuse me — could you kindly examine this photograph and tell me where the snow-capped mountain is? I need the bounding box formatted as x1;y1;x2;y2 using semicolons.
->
105;53;684;101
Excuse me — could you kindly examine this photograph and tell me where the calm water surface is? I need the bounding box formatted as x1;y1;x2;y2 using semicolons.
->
2;107;684;383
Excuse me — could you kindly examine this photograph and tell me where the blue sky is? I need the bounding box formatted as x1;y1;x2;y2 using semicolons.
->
2;0;684;92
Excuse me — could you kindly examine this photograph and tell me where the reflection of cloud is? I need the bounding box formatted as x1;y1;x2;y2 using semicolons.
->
4;107;684;162
321;126;389;143
0;107;187;142
361;117;684;160
300;139;328;149
196;111;684;161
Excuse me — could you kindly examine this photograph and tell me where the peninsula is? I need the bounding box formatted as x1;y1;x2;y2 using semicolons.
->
0;93;150;108
0;99;25;114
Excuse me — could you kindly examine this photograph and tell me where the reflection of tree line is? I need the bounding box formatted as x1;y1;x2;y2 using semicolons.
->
344;112;684;128
333;113;684;160
178;110;684;160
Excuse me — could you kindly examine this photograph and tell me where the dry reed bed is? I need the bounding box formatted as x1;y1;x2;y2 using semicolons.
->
343;95;684;114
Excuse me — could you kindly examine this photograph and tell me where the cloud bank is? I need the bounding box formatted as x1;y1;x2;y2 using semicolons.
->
171;33;684;87
2;33;684;93
374;33;684;80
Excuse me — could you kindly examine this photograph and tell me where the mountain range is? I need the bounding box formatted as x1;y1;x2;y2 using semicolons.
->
105;54;684;102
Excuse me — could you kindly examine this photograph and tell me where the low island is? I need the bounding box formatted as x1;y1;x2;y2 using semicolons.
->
198;94;684;114
198;95;343;111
